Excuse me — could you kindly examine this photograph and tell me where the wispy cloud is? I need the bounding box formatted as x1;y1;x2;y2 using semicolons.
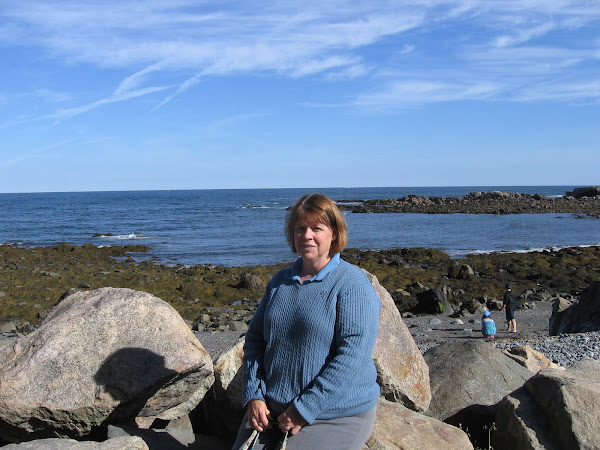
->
516;80;600;103
493;21;557;48
354;80;501;109
2;0;599;115
47;86;170;123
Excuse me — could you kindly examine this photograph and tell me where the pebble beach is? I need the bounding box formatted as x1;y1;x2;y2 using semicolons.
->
190;300;600;369
405;301;600;367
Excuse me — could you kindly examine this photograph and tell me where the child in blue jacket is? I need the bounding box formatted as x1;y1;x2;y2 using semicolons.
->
482;310;496;339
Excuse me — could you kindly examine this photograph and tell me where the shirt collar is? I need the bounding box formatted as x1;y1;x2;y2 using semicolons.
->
291;253;341;284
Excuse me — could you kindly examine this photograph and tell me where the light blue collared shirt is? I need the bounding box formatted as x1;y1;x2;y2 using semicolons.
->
290;253;341;284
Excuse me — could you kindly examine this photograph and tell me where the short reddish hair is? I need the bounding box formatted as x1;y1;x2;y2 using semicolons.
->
285;193;348;256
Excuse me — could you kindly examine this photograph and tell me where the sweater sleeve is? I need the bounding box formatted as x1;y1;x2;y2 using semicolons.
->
292;280;380;424
241;283;270;406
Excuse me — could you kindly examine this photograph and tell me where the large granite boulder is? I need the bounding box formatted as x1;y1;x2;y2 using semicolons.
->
424;340;533;446
549;281;600;335
494;358;600;450
363;270;431;412
1;436;148;449
0;288;214;442
362;398;473;450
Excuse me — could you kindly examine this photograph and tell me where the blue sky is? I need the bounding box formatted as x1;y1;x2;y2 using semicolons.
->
1;1;599;193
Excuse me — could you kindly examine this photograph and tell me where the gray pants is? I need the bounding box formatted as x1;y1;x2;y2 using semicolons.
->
232;405;376;450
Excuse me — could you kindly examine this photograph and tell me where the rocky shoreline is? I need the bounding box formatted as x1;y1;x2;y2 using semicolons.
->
2;278;599;449
1;240;600;448
337;186;600;218
2;239;599;376
1;243;599;331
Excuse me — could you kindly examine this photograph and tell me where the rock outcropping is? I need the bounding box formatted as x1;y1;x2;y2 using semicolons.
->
338;189;600;218
549;280;600;335
3;280;599;449
494;358;600;450
424;340;534;447
364;270;431;412
362;398;472;450
0;288;214;442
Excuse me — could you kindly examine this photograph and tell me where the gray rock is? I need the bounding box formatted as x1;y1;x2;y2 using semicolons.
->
494;358;600;450
424;340;533;445
448;263;475;280
226;321;248;332
1;436;148;449
549;281;600;335
501;345;564;373
462;298;484;314
364;270;432;412
194;337;245;440
0;321;17;333
416;287;452;314
362;398;473;450
0;288;214;442
566;186;600;198
494;387;559;450
107;423;230;450
237;272;265;290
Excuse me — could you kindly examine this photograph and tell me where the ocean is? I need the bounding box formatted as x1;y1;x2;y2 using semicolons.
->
1;186;598;267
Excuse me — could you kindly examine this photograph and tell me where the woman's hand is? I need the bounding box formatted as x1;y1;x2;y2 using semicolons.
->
277;405;307;436
247;400;273;432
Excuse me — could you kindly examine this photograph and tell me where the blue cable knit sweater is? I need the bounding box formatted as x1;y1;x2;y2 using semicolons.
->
242;254;381;424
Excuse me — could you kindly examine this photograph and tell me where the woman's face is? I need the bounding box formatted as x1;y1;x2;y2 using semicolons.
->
293;218;336;270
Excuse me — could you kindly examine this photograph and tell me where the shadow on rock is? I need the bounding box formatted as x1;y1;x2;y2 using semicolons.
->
94;347;178;424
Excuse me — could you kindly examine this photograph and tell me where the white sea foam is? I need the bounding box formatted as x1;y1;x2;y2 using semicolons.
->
447;243;600;259
242;204;270;209
97;233;149;240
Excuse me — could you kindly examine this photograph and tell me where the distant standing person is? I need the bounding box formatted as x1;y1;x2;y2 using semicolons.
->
502;283;517;333
481;310;496;339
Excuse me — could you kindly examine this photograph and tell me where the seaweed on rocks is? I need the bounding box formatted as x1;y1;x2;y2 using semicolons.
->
341;246;600;315
0;244;285;328
1;243;599;331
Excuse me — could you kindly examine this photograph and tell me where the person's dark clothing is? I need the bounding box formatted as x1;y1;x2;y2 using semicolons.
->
503;290;517;321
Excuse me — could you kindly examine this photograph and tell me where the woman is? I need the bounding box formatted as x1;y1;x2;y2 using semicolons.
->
232;193;381;450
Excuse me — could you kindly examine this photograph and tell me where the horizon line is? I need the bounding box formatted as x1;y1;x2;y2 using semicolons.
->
0;184;591;195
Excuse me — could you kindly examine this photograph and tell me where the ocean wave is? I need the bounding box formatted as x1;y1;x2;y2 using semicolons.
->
240;203;287;210
92;232;149;240
446;243;600;259
241;204;270;209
